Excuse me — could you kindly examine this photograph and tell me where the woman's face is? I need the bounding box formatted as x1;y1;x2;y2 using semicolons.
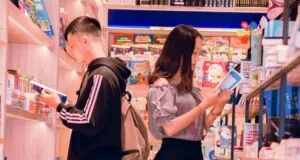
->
192;37;203;70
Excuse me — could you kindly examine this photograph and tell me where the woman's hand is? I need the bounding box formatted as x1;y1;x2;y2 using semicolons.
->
200;89;221;109
212;90;232;115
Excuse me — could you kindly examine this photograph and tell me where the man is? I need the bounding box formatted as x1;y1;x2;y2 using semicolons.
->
41;16;131;160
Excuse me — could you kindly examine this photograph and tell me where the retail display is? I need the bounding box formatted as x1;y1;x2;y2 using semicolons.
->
110;33;249;88
2;0;300;159
6;70;51;115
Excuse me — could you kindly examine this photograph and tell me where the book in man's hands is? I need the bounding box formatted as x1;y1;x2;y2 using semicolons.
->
30;80;67;104
216;69;243;91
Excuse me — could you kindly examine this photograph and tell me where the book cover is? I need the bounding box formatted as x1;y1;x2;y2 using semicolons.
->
202;61;228;88
30;81;67;104
34;0;55;36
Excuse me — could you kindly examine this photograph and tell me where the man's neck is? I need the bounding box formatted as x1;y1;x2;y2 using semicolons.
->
85;42;105;65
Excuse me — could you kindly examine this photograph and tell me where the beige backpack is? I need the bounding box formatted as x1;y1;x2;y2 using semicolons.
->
121;91;150;160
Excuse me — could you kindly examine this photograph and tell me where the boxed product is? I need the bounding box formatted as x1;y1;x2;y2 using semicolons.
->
153;34;167;45
251;31;263;66
230;48;247;63
128;60;150;85
134;34;153;44
264;85;300;118
110;44;131;62
219;125;237;159
114;33;134;45
130;44;149;56
216;69;243;91
33;0;55;36
211;46;230;62
264;20;295;38
243;123;259;158
202;61;228;88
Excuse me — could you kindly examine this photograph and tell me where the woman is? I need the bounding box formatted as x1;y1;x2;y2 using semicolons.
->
147;25;231;160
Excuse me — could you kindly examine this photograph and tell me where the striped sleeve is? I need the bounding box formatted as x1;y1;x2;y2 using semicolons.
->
58;75;103;124
56;74;112;134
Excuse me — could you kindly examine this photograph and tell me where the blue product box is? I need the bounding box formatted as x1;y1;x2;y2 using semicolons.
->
264;85;300;118
264;20;295;38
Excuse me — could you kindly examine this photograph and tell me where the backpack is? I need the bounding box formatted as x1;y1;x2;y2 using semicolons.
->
121;91;150;160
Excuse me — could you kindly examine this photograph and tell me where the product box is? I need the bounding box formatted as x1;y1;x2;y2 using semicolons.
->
264;20;295;38
264;85;300;118
153;34;167;45
230;36;250;49
134;34;153;44
243;123;259;159
114;33;134;45
110;45;131;62
34;0;55;36
202;61;228;88
216;69;243;91
128;60;150;85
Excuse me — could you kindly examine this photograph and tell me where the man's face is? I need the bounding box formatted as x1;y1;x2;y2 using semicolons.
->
66;33;86;63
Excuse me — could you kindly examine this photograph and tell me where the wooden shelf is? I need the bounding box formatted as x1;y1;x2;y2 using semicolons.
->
127;84;149;97
58;48;84;73
247;52;300;100
8;1;52;46
103;3;268;13
105;26;240;36
5;105;49;123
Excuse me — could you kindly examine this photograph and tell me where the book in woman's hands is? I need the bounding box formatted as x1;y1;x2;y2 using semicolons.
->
30;80;67;103
216;69;243;91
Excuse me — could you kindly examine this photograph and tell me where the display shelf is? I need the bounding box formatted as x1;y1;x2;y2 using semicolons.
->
5;105;49;123
127;84;149;97
246;52;300;100
8;1;52;46
58;48;84;73
103;3;268;13
105;26;241;36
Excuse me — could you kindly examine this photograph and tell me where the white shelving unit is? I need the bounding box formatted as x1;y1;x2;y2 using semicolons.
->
5;105;50;123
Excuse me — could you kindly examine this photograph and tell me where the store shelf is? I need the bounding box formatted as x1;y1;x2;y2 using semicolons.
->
127;84;149;97
103;3;268;13
58;48;84;73
105;26;240;36
247;52;300;100
5;105;49;123
8;1;52;46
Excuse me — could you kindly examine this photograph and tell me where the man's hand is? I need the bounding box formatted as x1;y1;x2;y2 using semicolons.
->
41;89;61;108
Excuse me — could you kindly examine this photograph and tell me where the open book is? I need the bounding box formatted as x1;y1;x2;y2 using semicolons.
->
30;80;67;104
216;69;243;91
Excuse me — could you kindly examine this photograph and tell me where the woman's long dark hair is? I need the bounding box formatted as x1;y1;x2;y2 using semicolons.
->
148;25;202;93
